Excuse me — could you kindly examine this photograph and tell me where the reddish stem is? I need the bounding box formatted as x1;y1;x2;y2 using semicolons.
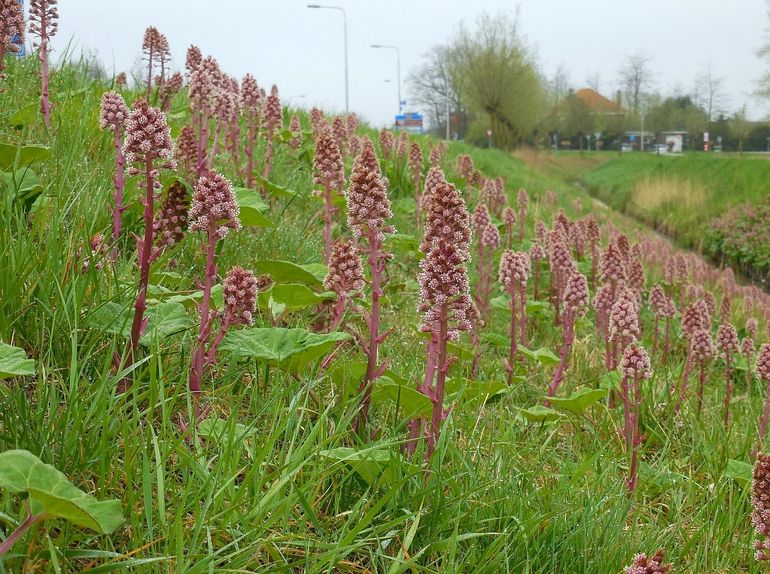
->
127;158;157;359
189;228;218;395
111;128;126;252
0;510;46;557
549;311;575;398
426;303;449;460
355;230;384;435
723;353;732;428
507;287;518;387
627;373;641;494
39;38;51;128
323;185;333;264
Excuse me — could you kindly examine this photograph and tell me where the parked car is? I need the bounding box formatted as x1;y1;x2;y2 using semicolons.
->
649;144;668;154
621;143;633;152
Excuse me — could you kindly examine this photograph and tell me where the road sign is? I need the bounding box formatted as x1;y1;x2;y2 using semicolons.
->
394;112;423;134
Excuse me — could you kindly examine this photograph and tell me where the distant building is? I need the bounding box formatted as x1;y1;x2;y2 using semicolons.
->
574;88;625;116
661;131;687;153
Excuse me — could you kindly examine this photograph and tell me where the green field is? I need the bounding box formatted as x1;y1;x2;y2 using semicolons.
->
2;54;770;574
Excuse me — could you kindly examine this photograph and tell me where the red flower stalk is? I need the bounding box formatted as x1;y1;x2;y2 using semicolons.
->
529;243;545;300
349;135;361;157
141;27;169;99
600;243;626;303
490;177;506;217
472;204;499;318
568;221;585;259
210;86;237;166
429;145;441;166
185;44;202;75
609;287;640;370
189;66;215;177
620;342;651;494
409;142;424;227
313;131;345;263
416;175;472;457
748;317;759;341
99;91;129;250
535;220;548;249
624;549;672;573
498;250;530;385
757;344;770;446
332;116;348;156
549;236;576;325
240;73;262;187
686;327;714;414
395;130;409;160
594;283;614;355
346;112;359;145
627;255;644;294
503;207;516;249
262;84;282;185
378;128;394;160
717;323;739;427
289;114;302;150
418;239;472;458
153;181;190;252
29;0;58;128
549;272;589;398
310;107;326;140
753;453;770;561
517;188;529;241
719;294;731;322
346;138;393;435
114;72;126;89
456;154;474;186
188;172;241;396
175;125;198;178
744;336;757;395
0;0;24;77
648;284;668;355
159;71;183;112
324;239;365;331
122;100;175;362
226;76;241;162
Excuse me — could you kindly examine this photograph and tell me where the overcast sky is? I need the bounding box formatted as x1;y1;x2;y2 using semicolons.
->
45;0;769;126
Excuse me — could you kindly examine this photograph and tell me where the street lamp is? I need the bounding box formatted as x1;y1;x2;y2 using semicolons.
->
371;44;401;115
307;4;349;113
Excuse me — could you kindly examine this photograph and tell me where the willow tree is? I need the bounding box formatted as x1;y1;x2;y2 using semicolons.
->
447;12;542;149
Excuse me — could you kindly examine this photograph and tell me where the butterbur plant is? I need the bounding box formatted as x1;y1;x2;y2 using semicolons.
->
499;251;530;386
620;342;651;494
624;549;672;573
153;181;190;251
753;453;770;561
122;100;175;363
608;288;640;371
689;328;714;415
241;73;262;187
716;323;739;427
289;114;302;151
529;243;545;300
549;273;589;397
347;138;393;435
313;131;345;264
99;91;129;250
187;172;242;397
757;344;770;446
472;204;499;318
262;85;282;185
417;176;472;458
503;207;516;249
29;0;58;128
0;0;24;77
517;188;528;241
141;27;170;99
324;239;364;331
409;141;424;227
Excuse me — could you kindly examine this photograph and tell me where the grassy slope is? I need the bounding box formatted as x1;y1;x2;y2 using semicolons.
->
0;57;766;573
579;152;770;253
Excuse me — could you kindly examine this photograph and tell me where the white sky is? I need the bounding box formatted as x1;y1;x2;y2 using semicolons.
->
44;0;770;126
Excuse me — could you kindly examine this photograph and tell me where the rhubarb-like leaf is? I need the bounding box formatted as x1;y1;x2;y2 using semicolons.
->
253;260;325;287
0;450;124;534
0;343;36;380
548;388;608;415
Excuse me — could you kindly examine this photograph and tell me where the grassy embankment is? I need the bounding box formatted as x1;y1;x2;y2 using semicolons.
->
0;53;768;573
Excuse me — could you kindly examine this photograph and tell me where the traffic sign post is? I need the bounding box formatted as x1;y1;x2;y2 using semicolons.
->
394;112;424;134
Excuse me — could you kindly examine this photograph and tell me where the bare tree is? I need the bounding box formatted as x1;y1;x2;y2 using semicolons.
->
407;45;465;136
618;53;653;112
694;65;729;122
586;71;601;93
756;0;770;100
548;63;571;110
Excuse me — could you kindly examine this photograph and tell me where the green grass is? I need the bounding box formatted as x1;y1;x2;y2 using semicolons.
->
0;55;767;573
579;152;770;261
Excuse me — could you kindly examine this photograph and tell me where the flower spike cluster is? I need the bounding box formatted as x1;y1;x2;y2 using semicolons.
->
222;266;258;326
188;171;241;239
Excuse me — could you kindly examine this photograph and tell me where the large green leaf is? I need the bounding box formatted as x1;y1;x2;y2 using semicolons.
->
88;301;190;346
446;377;518;407
253;176;298;198
517;406;564;423
253;260;325;287
0;342;36;380
548;388;608;415
0;142;16;169
0;450;124;534
234;188;274;227
18;144;51;166
723;459;753;486
318;447;410;486
8;103;38;127
372;381;433;418
518;346;560;367
220;327;350;375
258;283;333;319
